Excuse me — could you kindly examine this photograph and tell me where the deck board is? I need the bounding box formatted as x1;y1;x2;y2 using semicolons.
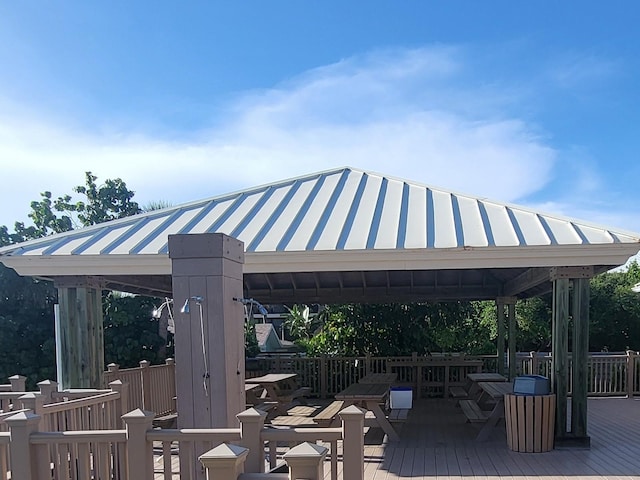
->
151;397;640;479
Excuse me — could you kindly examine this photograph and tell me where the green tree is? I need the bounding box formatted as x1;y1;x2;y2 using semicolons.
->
0;264;57;388
0;173;169;386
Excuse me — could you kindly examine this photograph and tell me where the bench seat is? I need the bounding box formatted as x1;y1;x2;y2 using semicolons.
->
152;413;177;429
313;400;344;427
459;399;489;423
449;386;468;399
388;408;410;423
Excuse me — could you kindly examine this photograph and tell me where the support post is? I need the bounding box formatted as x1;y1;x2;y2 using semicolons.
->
284;442;328;480
6;412;40;480
508;302;517;380
123;409;155;479
199;443;248;480
551;266;594;447
496;300;506;376
37;380;58;404
169;233;245;430
109;380;129;426
627;350;637;398
139;360;151;410
570;277;590;446
552;277;570;440
339;405;365;480
54;276;105;389
8;375;26;392
237;407;267;473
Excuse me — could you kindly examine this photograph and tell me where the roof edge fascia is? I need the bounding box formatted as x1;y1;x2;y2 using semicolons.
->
1;244;638;277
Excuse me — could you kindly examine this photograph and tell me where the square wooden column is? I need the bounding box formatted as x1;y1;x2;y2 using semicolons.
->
169;233;245;429
571;277;591;446
495;300;506;376
496;297;517;379
551;266;593;448
54;276;105;389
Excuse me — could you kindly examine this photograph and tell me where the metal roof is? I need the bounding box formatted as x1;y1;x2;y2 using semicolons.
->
1;166;639;301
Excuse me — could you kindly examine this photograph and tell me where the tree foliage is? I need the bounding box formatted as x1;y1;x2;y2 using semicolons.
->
0;173;168;386
289;263;640;357
305;302;494;357
0;264;57;388
103;293;171;367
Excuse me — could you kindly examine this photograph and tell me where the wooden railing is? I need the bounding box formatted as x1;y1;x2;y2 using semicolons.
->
104;358;176;416
0;380;129;480
250;351;640;398
1;406;364;480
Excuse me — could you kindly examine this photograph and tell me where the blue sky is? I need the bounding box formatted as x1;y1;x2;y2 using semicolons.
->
1;1;639;257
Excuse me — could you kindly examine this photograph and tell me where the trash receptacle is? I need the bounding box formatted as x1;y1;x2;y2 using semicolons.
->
504;376;555;452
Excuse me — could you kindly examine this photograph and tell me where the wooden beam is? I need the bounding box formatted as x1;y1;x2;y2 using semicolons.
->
549;266;594;281
503;267;551;297
55;277;105;389
507;303;516;380
571;277;590;443
552;278;570;439
496;301;505;376
243;284;505;304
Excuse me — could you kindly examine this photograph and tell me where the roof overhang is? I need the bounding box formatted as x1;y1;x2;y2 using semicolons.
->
2;243;637;277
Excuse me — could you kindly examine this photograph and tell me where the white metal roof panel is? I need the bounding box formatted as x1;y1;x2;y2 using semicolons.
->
403;185;427;249
1;167;639;269
373;178;403;249
483;202;520;247
431;190;457;248
342;174;382;250
457;196;489;247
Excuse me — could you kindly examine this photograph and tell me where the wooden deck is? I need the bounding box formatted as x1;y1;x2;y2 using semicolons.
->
153;397;640;479
361;396;640;479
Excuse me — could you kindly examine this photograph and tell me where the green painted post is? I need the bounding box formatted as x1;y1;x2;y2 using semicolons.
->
507;302;517;380
552;277;570;439
496;300;505;375
571;278;590;441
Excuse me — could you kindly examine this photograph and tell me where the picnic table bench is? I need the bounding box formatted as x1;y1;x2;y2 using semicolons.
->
246;373;310;415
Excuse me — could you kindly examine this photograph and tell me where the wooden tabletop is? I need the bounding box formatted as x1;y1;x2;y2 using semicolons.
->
387;359;483;367
467;373;508;383
478;381;513;399
358;373;397;384
245;373;297;384
335;383;389;401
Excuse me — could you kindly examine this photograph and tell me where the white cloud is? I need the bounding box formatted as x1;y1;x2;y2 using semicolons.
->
1;46;560;228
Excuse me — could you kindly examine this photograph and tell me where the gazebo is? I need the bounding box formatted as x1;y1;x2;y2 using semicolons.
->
1;166;639;447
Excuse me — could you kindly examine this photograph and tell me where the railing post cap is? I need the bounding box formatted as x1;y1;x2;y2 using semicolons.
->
237;407;267;422
122;408;155;422
199;443;249;461
8;374;26;380
109;379;124;387
18;392;38;400
165;358;175;365
37;379;57;387
139;360;150;368
339;404;366;419
283;441;328;460
107;363;119;371
4;411;40;425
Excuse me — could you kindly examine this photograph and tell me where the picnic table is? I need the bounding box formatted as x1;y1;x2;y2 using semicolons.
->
245;373;310;415
358;373;397;384
387;357;483;398
473;381;513;441
465;373;508;397
335;382;399;441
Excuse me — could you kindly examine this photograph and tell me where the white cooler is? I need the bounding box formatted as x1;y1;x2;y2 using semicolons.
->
389;387;413;409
